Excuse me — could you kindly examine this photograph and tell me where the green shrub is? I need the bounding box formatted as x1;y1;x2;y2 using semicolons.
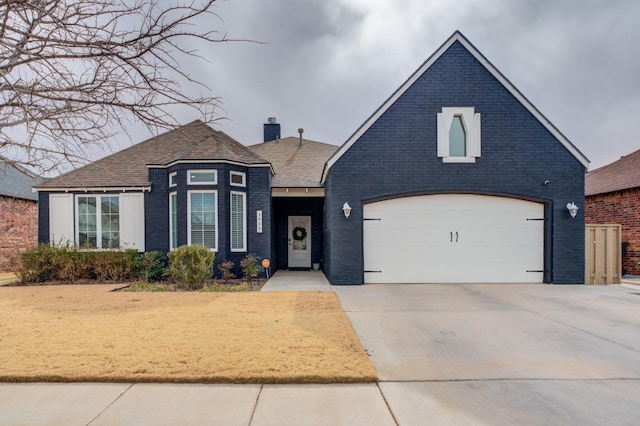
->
167;245;215;290
15;243;153;284
240;253;261;287
92;250;121;281
60;250;89;282
138;251;166;282
15;243;56;283
217;260;236;281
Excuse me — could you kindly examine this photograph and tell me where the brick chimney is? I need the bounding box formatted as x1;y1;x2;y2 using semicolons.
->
263;117;280;142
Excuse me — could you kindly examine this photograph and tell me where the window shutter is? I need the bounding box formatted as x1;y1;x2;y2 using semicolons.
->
120;193;145;251
49;194;74;244
469;113;482;158
436;113;448;157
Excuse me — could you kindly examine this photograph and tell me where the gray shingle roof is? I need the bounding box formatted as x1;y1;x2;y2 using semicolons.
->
38;121;270;189
586;148;640;196
0;159;42;201
248;137;338;187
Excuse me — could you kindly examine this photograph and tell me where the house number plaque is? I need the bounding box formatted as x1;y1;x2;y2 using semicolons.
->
256;210;263;233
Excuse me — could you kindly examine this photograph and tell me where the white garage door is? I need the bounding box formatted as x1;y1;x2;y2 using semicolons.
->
363;194;544;283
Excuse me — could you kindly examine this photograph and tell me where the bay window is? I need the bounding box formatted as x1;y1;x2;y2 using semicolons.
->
188;190;217;250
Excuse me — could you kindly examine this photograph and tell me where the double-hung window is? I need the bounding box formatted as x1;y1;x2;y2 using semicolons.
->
76;195;120;249
188;190;217;250
230;191;246;251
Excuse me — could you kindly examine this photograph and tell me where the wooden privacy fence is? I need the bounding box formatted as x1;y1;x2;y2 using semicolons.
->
585;224;621;285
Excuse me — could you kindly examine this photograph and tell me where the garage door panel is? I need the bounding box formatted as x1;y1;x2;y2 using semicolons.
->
363;194;544;283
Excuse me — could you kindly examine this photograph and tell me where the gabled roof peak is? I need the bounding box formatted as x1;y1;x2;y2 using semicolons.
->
322;31;589;182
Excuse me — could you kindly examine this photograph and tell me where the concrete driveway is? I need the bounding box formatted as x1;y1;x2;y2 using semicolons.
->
334;283;640;425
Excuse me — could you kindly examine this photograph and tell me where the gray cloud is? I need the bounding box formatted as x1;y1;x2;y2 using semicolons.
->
115;0;640;170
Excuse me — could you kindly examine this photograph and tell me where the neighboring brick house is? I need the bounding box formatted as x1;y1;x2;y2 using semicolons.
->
585;149;640;276
0;159;42;271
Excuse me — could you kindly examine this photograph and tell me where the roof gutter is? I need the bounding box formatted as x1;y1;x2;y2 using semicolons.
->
33;186;152;193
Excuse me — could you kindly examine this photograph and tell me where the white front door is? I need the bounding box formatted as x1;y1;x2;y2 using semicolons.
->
288;216;311;268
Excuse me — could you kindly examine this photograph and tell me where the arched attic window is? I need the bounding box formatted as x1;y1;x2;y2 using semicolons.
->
449;115;467;157
437;107;481;163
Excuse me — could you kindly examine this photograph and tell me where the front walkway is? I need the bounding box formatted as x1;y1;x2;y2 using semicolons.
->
261;269;331;291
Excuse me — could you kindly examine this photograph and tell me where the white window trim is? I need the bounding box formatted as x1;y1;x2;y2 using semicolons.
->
437;107;481;163
230;191;247;252
187;190;218;251
169;172;177;188
169;192;178;251
187;169;218;185
230;171;246;187
74;194;120;250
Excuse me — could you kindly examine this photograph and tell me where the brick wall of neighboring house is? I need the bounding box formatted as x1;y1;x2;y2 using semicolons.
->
0;195;38;272
585;188;640;275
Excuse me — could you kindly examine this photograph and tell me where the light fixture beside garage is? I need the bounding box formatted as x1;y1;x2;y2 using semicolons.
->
342;202;352;219
566;202;579;218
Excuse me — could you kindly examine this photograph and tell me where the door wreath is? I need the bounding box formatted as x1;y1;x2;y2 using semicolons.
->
292;226;307;241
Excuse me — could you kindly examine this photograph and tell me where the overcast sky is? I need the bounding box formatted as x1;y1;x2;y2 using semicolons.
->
114;0;640;171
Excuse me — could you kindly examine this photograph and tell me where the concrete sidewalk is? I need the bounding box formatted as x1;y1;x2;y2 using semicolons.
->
0;383;396;426
261;269;331;291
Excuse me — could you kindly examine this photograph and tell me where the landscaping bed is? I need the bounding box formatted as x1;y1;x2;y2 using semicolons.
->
0;285;377;384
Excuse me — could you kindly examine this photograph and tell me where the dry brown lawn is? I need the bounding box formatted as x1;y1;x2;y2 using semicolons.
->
0;285;377;384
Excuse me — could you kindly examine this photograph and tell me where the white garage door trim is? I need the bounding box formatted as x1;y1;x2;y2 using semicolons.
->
363;194;544;283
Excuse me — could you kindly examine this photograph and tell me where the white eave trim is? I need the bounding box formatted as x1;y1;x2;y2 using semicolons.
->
321;31;590;183
33;186;152;193
148;159;274;175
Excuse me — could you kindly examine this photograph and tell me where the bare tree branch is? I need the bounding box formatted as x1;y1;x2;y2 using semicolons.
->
0;0;253;174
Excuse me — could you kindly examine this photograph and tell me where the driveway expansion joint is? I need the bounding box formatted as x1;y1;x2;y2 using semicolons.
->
376;382;400;426
86;383;134;425
247;384;263;425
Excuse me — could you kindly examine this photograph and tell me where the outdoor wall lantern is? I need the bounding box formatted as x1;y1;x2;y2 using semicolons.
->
342;202;352;219
566;202;579;218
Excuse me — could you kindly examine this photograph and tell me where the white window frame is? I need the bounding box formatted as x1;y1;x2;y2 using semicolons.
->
230;171;246;187
169;192;178;251
187;190;218;251
169;172;177;188
437;107;481;163
230;191;247;252
74;194;120;250
187;169;217;185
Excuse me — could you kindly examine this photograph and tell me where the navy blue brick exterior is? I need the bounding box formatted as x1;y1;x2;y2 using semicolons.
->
146;164;272;278
324;41;586;285
38;164;272;280
37;191;49;244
